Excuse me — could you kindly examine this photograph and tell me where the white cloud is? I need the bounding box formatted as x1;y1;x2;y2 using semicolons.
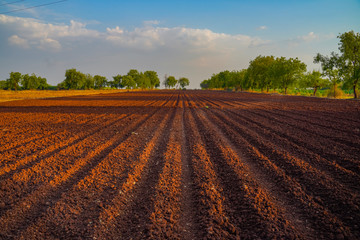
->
299;32;318;42
8;35;29;48
39;38;61;51
0;15;99;51
284;31;321;47
257;26;267;30
106;26;124;35
0;14;266;53
143;20;160;26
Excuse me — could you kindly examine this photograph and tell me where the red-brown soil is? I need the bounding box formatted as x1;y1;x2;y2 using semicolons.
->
0;90;359;239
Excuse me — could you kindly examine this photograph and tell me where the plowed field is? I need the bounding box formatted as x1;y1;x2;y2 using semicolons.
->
0;90;359;239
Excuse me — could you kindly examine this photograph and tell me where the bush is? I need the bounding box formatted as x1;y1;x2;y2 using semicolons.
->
326;86;344;98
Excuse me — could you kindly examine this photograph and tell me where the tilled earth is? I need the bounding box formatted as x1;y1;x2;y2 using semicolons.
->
0;90;359;239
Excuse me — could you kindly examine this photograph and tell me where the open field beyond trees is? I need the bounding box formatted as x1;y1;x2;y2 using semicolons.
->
0;90;359;239
0;89;129;103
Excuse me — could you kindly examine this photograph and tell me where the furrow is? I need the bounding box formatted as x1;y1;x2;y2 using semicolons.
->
189;106;303;239
0;113;128;180
201;105;356;239
93;108;176;239
18;108;170;239
148;108;183;239
216;107;360;189
0;108;160;238
183;107;239;239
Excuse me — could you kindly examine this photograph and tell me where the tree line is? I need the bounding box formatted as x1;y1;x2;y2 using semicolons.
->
201;30;360;98
1;68;190;91
57;69;161;90
0;72;49;91
163;76;190;89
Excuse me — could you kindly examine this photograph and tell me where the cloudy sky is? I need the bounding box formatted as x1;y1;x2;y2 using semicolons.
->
0;0;359;88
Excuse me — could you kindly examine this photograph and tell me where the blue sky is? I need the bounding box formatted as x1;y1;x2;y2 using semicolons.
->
0;0;359;88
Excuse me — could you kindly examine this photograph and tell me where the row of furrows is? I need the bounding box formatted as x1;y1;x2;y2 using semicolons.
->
1;90;358;239
93;109;177;239
147;108;185;238
183;107;239;239
0;113;126;178
195;91;360;129
194;93;360;177
182;92;299;238
0;95;172;182
19;107;174;239
192;110;308;238
0;112;103;157
215;107;360;192
230;99;360;149
245;94;359;127
191;93;358;238
0;112;133;215
194;92;360;143
0;109;158;238
0;96;177;238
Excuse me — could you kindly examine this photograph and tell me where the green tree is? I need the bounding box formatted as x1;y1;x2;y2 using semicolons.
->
231;69;248;91
247;55;275;92
21;73;48;90
21;74;32;90
7;72;22;91
200;79;210;89
112;74;123;89
63;68;86;89
37;76;49;90
337;31;360;98
178;77;190;89
122;75;136;89
0;80;7;89
218;71;232;89
127;69;140;88
314;52;343;98
272;57;307;94
200;70;247;90
299;70;329;96
94;75;108;89
83;74;94;89
136;72;151;89
144;71;160;89
165;76;177;89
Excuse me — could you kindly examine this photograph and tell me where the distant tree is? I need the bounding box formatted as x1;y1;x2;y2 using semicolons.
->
218;71;232;89
231;69;248;91
94;75;108;89
136;72;151;89
299;70;329;96
337;31;360;98
83;74;94;89
112;74;123;89
0;80;7;89
122;75;136;89
7;72;22;91
314;52;343;98
200;70;246;90
63;68;86;89
21;73;48;90
127;69;141;88
200;79;210;89
21;74;34;90
272;57;307;94
178;77;190;89
247;55;275;92
144;70;160;89
37;76;49;90
165;76;177;89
